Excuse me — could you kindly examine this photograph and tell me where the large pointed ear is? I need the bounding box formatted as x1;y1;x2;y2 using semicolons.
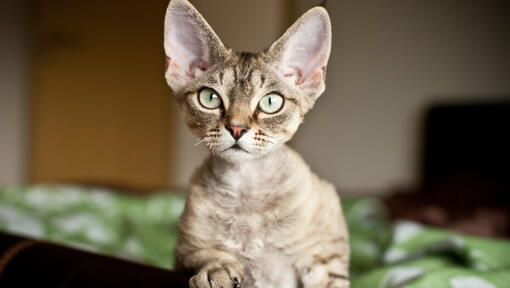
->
265;7;331;102
164;0;226;93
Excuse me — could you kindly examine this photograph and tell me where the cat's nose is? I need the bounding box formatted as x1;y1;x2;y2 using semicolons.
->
226;124;249;140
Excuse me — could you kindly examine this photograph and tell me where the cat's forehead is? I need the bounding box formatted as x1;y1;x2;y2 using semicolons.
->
210;51;283;100
220;52;265;88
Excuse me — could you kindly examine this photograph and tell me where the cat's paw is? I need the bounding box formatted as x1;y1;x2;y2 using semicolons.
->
189;261;244;288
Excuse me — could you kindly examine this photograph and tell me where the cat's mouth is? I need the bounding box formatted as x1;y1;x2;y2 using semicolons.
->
223;143;250;153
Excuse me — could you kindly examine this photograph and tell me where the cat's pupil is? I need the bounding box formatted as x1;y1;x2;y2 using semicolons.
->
268;97;272;106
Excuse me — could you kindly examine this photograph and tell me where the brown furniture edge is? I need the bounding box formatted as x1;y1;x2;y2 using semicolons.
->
0;232;189;287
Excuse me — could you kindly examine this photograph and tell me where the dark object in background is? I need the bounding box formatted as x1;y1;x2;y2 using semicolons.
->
423;101;510;206
0;233;188;287
387;100;510;238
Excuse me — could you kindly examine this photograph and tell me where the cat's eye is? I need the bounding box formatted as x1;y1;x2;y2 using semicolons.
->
198;88;222;109
258;93;284;114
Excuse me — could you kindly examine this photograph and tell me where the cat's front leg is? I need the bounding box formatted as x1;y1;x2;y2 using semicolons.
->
298;259;349;288
295;241;350;288
179;249;244;288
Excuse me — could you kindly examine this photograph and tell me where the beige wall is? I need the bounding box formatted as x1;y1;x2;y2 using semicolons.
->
292;0;510;192
2;0;509;192
0;0;30;184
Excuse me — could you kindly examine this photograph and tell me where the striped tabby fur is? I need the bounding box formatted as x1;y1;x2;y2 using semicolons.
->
164;0;349;287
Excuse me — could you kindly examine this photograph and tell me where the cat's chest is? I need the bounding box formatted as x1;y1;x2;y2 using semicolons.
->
214;209;274;257
214;214;296;288
210;203;298;288
205;179;298;255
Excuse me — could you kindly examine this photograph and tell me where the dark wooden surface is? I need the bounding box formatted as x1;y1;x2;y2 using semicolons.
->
0;233;189;287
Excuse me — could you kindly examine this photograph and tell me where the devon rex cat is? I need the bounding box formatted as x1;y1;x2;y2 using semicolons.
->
163;0;349;287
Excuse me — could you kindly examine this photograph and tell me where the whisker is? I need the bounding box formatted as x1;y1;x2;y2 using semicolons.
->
194;137;206;147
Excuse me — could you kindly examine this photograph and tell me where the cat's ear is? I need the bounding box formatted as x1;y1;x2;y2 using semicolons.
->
265;7;331;102
164;0;226;93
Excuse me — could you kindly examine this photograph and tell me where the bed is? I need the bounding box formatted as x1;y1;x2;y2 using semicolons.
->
1;185;509;287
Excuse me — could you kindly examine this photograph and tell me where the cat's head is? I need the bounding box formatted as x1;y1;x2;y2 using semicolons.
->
164;0;331;162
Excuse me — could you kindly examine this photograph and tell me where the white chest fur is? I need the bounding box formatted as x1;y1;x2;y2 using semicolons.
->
215;213;298;288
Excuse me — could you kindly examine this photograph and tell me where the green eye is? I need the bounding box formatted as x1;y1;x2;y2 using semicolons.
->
198;88;222;109
258;93;284;114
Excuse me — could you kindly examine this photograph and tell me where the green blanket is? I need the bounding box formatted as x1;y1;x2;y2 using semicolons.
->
1;186;509;287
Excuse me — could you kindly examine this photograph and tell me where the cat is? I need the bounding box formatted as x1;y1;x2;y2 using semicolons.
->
163;0;349;287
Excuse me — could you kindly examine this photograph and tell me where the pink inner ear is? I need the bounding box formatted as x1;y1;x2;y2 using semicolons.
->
168;17;207;72
279;16;330;86
164;6;213;81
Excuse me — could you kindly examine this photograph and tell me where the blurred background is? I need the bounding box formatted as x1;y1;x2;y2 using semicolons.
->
0;0;510;284
1;0;509;193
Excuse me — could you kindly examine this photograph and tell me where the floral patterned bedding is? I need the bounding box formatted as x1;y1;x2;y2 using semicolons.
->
1;186;509;287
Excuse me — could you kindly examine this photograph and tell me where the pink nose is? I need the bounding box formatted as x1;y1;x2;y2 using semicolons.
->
227;124;249;140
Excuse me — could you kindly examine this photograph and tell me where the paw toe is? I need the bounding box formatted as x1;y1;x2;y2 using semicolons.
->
191;263;243;288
